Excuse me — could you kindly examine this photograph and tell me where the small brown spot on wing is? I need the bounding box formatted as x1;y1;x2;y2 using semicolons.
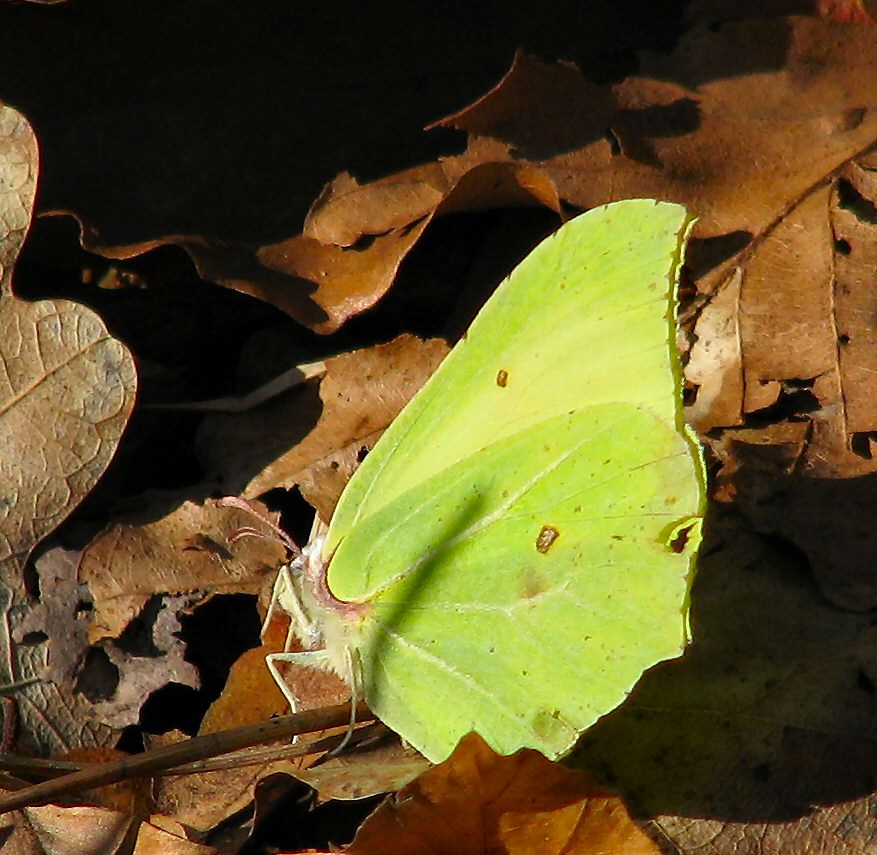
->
496;369;509;388
536;525;560;554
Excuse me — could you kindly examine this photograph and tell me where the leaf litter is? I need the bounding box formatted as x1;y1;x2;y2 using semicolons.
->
0;4;875;853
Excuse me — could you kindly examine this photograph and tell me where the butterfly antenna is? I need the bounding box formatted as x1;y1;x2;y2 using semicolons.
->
218;496;301;555
218;496;308;645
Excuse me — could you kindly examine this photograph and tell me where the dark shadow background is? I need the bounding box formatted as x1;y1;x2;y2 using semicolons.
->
0;0;808;244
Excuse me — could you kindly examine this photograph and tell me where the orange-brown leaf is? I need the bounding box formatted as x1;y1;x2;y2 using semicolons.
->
345;733;660;855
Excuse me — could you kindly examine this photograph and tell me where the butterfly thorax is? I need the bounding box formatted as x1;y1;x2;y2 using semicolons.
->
276;534;369;683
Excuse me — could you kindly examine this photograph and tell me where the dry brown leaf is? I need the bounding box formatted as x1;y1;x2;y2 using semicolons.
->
187;157;560;333
685;169;877;608
0;587;118;753
6;542;201;746
0;103;137;758
62;216;430;335
150;738;265;837
78;497;286;641
686;182;843;431
16;545;90;688
0;105;34;291
817;0;877;22
22;804;137;855
187;225;431;334
0;295;136;585
292;734;430;803
739;186;837;413
437;38;877;252
5;545;116;752
304;159;562;248
133;817;220;855
56;746;151;816
0;809;40;855
196;335;449;519
304;168;448;246
655;792;877;855
0;105;137;590
148;728;257;835
65;155;560;335
345;732;659;855
88;593;202;729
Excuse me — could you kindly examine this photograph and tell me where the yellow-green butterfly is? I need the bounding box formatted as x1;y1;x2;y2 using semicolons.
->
270;199;705;763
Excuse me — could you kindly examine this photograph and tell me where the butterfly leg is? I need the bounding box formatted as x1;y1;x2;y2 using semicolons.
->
264;646;361;756
266;650;304;714
322;645;360;758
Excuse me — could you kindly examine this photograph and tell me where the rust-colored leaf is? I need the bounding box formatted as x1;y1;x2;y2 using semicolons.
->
818;0;877;22
201;616;291;731
304;160;562;248
437;39;877;255
346;733;660;855
133;816;220;855
56;746;151;816
65;154;561;335
304;168;447;247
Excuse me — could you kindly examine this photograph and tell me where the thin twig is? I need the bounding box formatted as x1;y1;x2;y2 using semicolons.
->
0;701;373;814
0;721;389;782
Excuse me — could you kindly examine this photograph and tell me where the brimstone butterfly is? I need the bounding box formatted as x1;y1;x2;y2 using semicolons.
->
269;199;705;763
